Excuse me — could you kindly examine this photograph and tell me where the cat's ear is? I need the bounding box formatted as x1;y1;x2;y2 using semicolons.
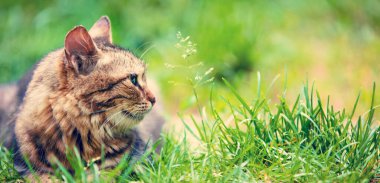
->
64;26;98;75
89;16;112;44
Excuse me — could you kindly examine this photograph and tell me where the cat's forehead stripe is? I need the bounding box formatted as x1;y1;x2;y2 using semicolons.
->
97;48;145;70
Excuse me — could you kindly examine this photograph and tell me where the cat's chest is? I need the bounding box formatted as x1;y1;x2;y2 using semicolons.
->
87;132;146;169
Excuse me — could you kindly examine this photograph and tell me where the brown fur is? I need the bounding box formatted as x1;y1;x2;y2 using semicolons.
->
0;16;164;178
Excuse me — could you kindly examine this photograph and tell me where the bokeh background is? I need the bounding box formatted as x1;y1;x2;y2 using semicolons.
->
0;0;379;124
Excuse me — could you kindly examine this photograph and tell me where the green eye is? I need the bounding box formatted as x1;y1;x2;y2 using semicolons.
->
130;74;138;86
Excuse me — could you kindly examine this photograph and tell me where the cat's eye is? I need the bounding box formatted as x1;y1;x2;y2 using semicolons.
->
130;74;138;86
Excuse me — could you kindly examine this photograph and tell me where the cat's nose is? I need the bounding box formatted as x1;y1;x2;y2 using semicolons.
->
145;89;156;105
148;96;156;105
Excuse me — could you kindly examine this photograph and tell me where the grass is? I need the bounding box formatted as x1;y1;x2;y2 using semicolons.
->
0;0;380;181
1;78;378;182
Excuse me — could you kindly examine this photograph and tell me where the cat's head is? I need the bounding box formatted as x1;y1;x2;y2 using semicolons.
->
62;16;155;131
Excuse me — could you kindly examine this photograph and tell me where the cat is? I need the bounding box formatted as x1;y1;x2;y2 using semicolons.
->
0;16;164;180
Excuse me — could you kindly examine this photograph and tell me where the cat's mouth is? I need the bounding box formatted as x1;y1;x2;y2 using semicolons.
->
122;110;144;121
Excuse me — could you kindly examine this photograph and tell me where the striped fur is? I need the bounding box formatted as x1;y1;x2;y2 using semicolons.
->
0;16;165;179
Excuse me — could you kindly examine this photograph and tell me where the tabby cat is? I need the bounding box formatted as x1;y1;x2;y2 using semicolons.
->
0;16;164;180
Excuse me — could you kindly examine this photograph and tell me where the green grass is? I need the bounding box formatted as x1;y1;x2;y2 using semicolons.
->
1;0;380;182
1;79;378;182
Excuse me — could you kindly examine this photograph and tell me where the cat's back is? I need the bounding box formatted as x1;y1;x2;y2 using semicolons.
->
0;49;63;147
25;49;63;96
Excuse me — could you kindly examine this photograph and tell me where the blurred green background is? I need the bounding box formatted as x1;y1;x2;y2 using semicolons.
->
0;0;379;121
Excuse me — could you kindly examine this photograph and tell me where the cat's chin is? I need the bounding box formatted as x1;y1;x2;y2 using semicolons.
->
106;111;146;133
121;110;145;121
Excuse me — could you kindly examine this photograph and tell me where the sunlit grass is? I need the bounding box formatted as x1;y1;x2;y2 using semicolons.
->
0;0;380;182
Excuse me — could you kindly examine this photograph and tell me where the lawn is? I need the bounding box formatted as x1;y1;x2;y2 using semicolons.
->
1;80;378;182
0;0;379;182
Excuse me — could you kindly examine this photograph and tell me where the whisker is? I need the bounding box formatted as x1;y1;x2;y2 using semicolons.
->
135;41;153;53
109;117;124;131
100;110;124;128
101;111;122;127
109;107;142;130
114;112;138;130
140;44;156;60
